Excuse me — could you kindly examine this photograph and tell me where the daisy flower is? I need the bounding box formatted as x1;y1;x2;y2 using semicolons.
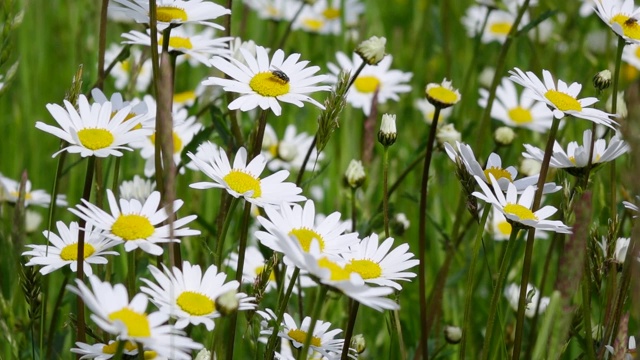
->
462;5;529;44
185;141;221;171
256;199;358;256
129;107;203;176
109;0;231;30
414;98;453;125
425;78;461;109
487;206;548;241
340;234;418;290
623;43;640;71
140;261;255;331
122;26;232;67
91;88;149;121
479;77;554;132
68;190;200;256
327;51;412;116
595;0;640;43
35;94;152;158
293;0;364;35
259;311;352;359
522;129;629;176
119;175;156;202
188;146;305;208
67;275;202;360
105;44;152;92
23;221;121;276
71;340;139;359
508;68;617;127
205;45;329;116
504;283;550;318
444;141;560;193
0;175;67;207
262;124;324;171
472;174;572;234
244;0;298;21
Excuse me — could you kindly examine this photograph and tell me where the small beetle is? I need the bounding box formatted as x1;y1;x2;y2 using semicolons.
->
270;66;290;84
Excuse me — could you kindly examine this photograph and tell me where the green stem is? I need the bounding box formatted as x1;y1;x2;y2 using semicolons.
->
127;250;136;296
215;197;239;267
75;156;96;345
460;205;491;359
298;287;329;360
113;340;126;360
340;301;359;360
418;106;441;360
511;116;562;359
347;62;367;90
275;2;306;50
96;0;109;90
382;146;390;238
137;343;145;359
581;250;597;360
351;188;357;233
264;268;301;360
480;228;520;360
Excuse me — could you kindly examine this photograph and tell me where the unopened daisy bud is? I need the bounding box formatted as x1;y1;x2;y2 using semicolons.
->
444;325;463;344
391;212;410;236
519;158;541;177
494;126;515;146
25;210;43;234
606;91;627;118
436;124;461;147
355;36;387;65
593;69;611;91
425;79;461;109
215;290;239;316
351;334;366;354
378;113;397;146
345;159;366;188
195;349;212;360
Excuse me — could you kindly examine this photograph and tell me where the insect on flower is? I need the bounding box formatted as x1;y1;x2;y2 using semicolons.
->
625;17;638;26
270;66;290;84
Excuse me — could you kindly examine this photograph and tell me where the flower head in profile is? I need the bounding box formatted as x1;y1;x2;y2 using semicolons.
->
204;45;329;116
504;283;550;318
522;129;629;176
35;94;151;158
119;175;156;203
508;68;616;127
479;77;554;132
141;261;255;331
188;146;305;207
69;190;200;256
326;51;412;116
261;124;324;172
0;175;67;207
595;0;640;43
109;0;231;30
23;221;121;276
487;207;548;241
425;78;461;109
67;275;202;359
472;174;572;234
293;0;364;35
244;0;297;21
71;340;139;359
462;4;529;44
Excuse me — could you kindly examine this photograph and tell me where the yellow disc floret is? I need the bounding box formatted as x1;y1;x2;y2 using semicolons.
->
544;90;582;112
345;259;382;280
77;128;115;150
484;167;513;183
288;228;325;252
508;106;533;124
288;329;322;347
108;308;151;337
111;214;155;241
354;75;381;93
223;170;262;198
155;6;188;22
249;72;291;97
60;243;96;261
503;203;538;221
176;291;215;316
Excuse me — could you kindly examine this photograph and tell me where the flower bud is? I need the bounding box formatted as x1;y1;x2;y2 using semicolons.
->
378;113;397;146
194;349;213;360
350;334;366;354
425;79;461;109
436;124;461;147
593;69;611;91
494;126;515;146
355;36;387;65
444;325;462;344
519;158;541;177
345;159;366;188
215;290;239;316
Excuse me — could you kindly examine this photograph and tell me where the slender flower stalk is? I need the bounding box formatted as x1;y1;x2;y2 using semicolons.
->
511;116;562;359
340;301;360;360
298;286;329;360
382;147;391;237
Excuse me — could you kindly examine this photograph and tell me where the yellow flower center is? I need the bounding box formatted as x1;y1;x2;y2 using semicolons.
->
223;170;262;198
121;60;131;72
323;8;340;20
10;191;32;200
484;167;513;184
489;21;512;36
317;257;351;281
426;86;459;105
110;111;138;123
158;35;193;50
255;265;276;281
176;291;215;316
60;243;95;261
267;5;279;16
102;341;137;354
77;128;115;150
155;6;187;22
503;203;538;221
344;259;382;280
144;351;158;360
108;308;151;337
174;90;196;104
508;106;533;124
497;220;512;236
302;17;325;31
287;329;322;347
249;71;291;97
111;214;155;241
612;14;640;41
288;228;325;252
544;90;582;112
354;75;381;93
150;131;183;154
